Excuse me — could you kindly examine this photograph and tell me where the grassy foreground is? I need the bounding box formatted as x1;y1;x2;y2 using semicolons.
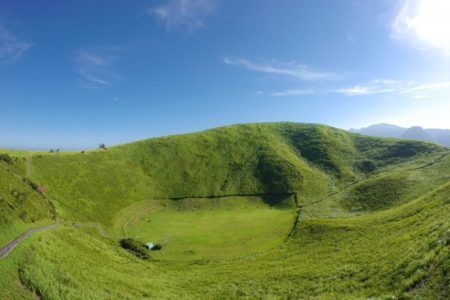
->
8;181;449;299
0;122;449;299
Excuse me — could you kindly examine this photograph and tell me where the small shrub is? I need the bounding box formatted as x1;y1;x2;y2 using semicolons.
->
119;238;150;260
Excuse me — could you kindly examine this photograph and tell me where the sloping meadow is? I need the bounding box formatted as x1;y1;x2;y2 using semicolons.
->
1;122;449;299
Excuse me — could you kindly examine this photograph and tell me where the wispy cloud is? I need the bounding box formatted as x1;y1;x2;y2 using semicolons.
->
0;26;32;65
400;81;450;94
269;88;316;97
391;0;419;40
266;79;450;98
75;47;121;88
335;79;412;96
224;57;339;81
150;0;217;31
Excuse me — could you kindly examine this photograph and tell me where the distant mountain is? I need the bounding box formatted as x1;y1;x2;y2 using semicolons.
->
349;123;405;138
401;126;433;142
350;123;450;147
428;129;450;146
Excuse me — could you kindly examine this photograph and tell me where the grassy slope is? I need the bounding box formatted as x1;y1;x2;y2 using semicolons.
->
334;151;450;213
0;157;55;300
14;180;450;299
1;122;449;299
0;157;54;246
0;233;49;300
29;123;444;228
29;123;327;228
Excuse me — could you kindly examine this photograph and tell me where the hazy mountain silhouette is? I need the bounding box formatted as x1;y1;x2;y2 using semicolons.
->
350;123;405;138
401;126;432;142
350;124;450;147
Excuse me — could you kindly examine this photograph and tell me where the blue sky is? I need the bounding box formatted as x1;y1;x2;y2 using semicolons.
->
1;0;450;149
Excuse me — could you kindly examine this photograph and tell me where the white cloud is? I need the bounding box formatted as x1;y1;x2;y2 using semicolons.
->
335;79;411;96
335;86;376;96
400;81;450;94
75;47;121;88
269;89;316;97
0;26;32;65
150;0;216;31
392;0;450;55
265;79;450;98
224;57;339;81
391;1;418;39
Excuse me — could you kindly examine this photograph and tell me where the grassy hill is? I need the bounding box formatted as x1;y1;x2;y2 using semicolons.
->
0;154;54;246
0;122;449;299
27;123;443;227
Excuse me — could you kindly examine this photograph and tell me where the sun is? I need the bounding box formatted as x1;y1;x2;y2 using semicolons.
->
409;0;450;54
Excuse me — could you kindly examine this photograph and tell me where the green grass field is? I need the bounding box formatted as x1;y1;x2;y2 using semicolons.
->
0;122;449;299
115;196;296;259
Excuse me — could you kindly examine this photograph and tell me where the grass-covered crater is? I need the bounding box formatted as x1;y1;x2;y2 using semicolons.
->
0;122;449;299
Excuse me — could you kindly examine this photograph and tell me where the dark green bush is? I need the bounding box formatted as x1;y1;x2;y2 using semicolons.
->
151;244;162;251
0;153;13;164
119;238;150;260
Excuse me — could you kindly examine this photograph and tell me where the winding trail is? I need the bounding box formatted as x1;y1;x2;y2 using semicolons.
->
410;151;450;171
0;224;58;259
286;151;450;240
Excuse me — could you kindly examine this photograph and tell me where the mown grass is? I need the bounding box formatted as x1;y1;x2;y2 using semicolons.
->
116;196;296;259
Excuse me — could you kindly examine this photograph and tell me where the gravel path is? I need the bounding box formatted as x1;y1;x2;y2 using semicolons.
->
0;224;58;259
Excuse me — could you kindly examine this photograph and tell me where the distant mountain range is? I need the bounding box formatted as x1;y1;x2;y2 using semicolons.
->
350;123;450;147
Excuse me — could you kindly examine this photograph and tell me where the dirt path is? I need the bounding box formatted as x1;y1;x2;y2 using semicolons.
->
0;224;58;259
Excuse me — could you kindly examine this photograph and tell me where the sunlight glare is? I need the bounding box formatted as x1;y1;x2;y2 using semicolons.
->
410;0;450;55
